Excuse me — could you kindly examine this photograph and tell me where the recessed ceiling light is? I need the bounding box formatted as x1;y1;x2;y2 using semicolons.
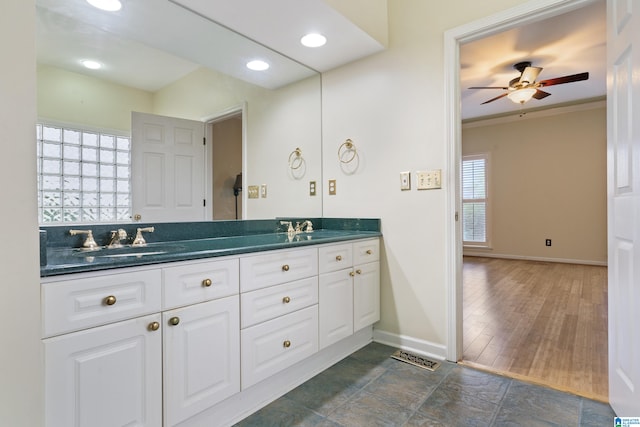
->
246;60;269;71
301;33;327;48
81;60;102;70
86;0;122;12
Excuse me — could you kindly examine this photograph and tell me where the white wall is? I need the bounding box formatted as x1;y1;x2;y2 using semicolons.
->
0;0;43;425
322;0;529;356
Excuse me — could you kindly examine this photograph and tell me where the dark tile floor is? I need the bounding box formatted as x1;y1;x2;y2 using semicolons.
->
235;342;616;427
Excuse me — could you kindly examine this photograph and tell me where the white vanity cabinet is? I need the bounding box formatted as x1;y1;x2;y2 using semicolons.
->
318;239;380;349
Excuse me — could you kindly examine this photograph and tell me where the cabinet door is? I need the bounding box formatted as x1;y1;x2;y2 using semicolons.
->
319;269;353;349
163;296;240;426
354;262;380;332
44;314;162;427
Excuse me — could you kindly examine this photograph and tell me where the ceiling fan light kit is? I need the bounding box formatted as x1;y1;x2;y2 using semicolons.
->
470;61;589;107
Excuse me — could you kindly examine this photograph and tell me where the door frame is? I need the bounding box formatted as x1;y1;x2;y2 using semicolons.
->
443;0;600;362
201;102;247;220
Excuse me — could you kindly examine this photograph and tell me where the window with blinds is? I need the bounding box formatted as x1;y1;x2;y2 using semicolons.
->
462;154;488;245
36;123;132;224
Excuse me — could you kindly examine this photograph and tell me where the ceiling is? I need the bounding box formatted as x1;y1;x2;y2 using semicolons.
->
35;0;384;91
460;0;606;121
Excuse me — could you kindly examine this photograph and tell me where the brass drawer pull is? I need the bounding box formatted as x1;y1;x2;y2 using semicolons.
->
366;249;373;255
282;264;290;272
356;269;362;275
336;255;342;261
283;296;291;304
202;278;212;287
169;317;180;326
148;322;160;331
283;340;291;348
349;271;355;277
104;295;117;306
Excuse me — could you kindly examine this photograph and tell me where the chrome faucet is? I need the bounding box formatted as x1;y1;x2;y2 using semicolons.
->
107;228;128;248
132;226;154;246
295;220;314;233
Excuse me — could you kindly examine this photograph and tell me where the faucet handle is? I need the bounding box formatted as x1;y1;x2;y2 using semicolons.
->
69;229;99;250
280;221;294;233
304;220;313;232
132;227;154;247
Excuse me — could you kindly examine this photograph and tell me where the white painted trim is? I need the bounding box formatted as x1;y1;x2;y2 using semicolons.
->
462;99;606;128
178;326;373;427
444;0;599;363
373;329;447;361
463;252;607;266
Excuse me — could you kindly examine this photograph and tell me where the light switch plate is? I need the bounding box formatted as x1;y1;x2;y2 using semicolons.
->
328;179;336;195
417;170;442;190
248;185;259;199
400;171;411;190
260;184;267;198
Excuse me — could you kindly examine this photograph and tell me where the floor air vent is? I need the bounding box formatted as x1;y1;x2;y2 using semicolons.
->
391;350;440;371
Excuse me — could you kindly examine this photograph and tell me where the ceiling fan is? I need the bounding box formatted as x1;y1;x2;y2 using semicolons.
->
469;61;589;105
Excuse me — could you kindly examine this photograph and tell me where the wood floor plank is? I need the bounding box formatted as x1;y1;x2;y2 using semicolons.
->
461;256;608;402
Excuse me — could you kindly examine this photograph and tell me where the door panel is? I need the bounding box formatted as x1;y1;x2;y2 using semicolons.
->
607;0;640;415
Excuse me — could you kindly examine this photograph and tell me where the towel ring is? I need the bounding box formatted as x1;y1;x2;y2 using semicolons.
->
288;147;304;170
338;139;357;164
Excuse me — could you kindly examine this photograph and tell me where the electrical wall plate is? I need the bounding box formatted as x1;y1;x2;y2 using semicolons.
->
260;184;267;198
417;169;442;190
309;181;316;196
248;185;259;199
400;171;411;190
328;179;336;195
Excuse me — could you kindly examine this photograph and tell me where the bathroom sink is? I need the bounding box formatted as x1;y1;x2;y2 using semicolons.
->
72;244;186;258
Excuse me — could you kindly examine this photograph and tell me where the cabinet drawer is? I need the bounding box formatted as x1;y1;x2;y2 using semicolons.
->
241;277;318;328
42;269;162;338
240;247;318;292
353;239;380;265
241;305;318;389
318;243;353;274
163;257;239;309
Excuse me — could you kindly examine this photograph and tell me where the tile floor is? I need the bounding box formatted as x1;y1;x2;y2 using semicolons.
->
235;342;616;427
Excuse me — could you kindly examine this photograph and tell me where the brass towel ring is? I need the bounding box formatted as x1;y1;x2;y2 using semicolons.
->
288;147;304;170
338;139;357;164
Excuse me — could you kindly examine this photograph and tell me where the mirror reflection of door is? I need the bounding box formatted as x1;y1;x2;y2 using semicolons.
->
208;113;243;220
131;112;206;222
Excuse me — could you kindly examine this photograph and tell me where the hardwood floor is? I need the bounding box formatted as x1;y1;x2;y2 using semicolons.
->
461;256;608;402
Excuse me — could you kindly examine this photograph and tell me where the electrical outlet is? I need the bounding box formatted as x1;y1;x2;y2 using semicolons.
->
309;181;316;196
400;171;411;190
328;179;336;195
248;185;259;199
260;184;267;198
417;169;442;190
545;239;552;247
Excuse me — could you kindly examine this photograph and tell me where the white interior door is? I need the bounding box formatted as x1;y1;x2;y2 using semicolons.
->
131;112;206;222
607;0;640;416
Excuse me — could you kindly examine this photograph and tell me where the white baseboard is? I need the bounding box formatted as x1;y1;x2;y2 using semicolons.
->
373;329;447;361
463;251;607;267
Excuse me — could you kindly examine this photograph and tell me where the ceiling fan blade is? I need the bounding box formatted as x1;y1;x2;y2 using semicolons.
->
469;86;509;90
481;92;509;104
519;66;542;85
538;72;589;87
532;89;551;100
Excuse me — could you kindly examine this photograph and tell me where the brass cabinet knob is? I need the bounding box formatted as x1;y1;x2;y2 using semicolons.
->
104;295;117;306
169;317;180;326
148;322;160;331
283;296;291;304
283;340;291;348
366;249;373;255
202;278;212;287
282;264;290;272
356;269;362;275
349;271;355;277
336;255;342;261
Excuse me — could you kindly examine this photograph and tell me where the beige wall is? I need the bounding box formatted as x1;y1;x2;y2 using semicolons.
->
462;104;607;264
0;0;43;425
37;65;154;131
212;118;243;220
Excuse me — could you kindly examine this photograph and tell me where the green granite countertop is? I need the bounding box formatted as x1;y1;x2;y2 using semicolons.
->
41;229;381;277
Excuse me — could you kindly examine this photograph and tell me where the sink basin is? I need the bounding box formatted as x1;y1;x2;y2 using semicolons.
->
72;244;186;258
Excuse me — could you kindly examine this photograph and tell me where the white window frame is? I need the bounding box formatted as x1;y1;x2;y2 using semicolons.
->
462;153;491;248
36;119;132;224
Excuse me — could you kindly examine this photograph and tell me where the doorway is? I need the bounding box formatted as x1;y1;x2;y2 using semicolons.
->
444;0;605;393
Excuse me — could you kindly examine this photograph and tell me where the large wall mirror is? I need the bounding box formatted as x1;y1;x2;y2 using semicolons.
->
35;0;322;223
